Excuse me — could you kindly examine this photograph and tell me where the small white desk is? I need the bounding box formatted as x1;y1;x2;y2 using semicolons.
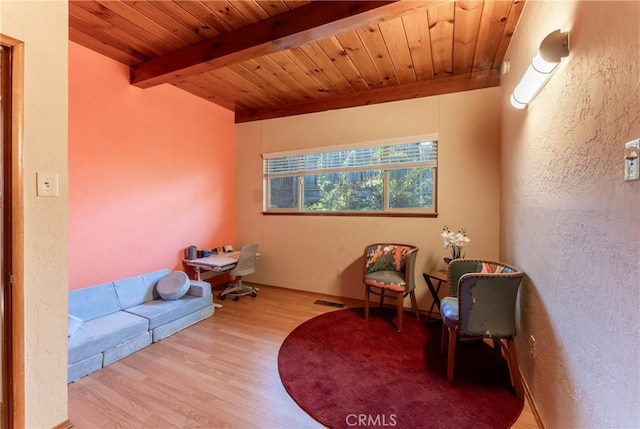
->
183;252;242;281
183;252;242;309
183;251;260;309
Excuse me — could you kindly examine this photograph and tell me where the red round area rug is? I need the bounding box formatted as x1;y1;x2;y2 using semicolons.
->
278;308;524;429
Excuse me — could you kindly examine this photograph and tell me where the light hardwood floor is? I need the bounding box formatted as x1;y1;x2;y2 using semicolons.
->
68;285;539;428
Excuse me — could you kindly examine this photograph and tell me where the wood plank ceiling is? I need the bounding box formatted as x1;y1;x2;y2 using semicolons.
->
69;0;525;123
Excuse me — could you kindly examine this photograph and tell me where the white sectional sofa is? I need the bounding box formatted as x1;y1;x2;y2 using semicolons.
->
68;269;213;383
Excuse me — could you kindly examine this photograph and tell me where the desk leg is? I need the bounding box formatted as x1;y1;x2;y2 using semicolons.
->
423;274;443;326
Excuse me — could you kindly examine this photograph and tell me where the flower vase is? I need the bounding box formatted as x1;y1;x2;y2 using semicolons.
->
444;257;453;265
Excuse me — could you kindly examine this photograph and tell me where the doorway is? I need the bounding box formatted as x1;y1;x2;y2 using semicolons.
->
1;33;25;429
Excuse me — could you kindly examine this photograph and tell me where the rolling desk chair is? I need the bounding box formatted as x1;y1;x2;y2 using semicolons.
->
219;244;259;301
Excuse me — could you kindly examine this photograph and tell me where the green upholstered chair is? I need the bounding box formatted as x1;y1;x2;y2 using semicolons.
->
363;244;419;332
440;259;525;399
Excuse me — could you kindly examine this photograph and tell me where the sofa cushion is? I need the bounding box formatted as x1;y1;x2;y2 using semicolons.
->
102;331;151;366
68;353;102;383
124;295;213;330
188;280;212;297
152;305;214;342
68;314;83;337
68;311;149;364
114;269;170;309
156;271;190;300
69;282;121;321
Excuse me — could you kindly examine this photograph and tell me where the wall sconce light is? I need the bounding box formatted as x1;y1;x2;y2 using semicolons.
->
510;30;570;109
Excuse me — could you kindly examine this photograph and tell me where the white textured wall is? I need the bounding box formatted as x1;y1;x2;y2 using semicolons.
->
235;88;502;309
502;1;639;427
1;1;69;427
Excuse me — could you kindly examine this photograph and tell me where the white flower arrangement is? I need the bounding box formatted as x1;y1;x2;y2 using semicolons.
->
441;226;471;260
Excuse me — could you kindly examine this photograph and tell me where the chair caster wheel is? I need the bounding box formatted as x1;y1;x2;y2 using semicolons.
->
251;292;257;297
219;294;226;300
234;296;240;302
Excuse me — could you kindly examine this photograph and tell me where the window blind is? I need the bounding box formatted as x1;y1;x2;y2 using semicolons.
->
264;141;438;178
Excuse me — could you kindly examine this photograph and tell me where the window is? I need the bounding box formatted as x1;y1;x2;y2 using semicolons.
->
263;135;438;216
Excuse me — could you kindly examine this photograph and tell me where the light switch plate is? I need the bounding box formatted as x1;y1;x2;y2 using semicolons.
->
624;139;639;182
37;173;59;197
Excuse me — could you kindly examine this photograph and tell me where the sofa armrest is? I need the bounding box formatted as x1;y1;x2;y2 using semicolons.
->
188;280;212;297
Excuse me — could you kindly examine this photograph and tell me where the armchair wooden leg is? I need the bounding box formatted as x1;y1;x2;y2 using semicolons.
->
440;322;448;353
409;290;419;319
364;285;370;320
506;337;524;400
492;338;503;357
447;328;457;383
396;293;403;332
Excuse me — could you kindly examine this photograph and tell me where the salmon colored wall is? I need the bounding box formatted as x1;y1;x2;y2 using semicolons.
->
69;41;235;289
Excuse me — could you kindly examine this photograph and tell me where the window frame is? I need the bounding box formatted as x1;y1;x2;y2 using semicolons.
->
262;134;439;217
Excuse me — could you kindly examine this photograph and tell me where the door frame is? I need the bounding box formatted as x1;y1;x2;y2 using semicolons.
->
1;33;25;429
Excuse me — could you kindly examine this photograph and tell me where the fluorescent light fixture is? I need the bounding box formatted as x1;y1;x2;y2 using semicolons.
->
510;30;570;109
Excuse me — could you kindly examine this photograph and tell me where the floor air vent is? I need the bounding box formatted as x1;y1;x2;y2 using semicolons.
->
314;300;345;308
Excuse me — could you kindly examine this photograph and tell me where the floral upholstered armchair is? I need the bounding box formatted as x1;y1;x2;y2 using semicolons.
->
363;243;419;332
440;258;525;398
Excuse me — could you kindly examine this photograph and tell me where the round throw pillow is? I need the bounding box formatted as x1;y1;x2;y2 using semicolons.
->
156;271;190;301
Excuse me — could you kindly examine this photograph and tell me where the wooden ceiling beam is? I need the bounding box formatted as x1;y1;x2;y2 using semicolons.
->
234;70;501;123
130;0;447;88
